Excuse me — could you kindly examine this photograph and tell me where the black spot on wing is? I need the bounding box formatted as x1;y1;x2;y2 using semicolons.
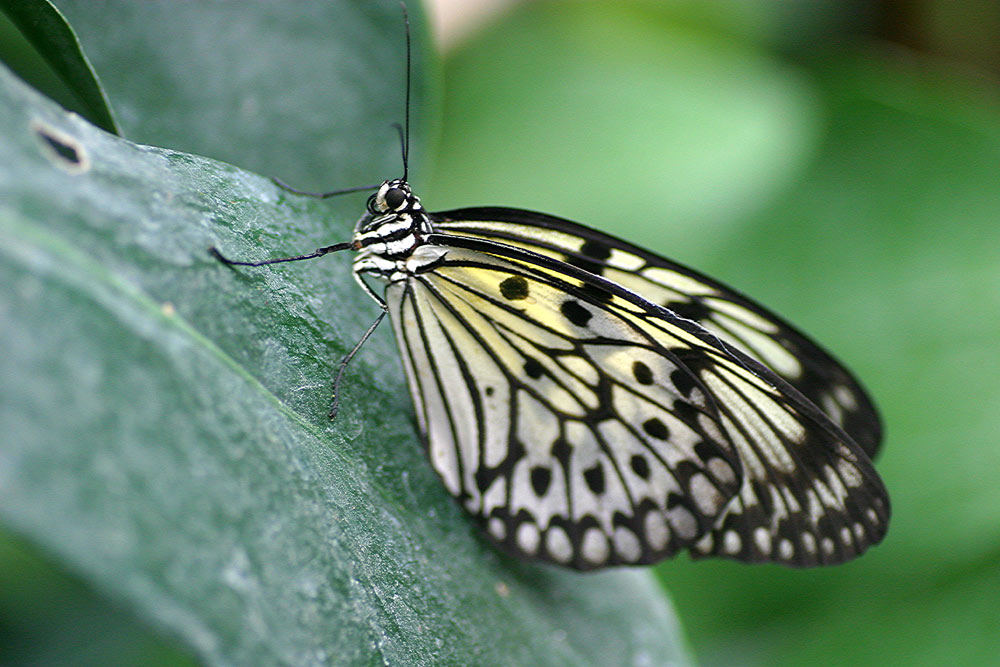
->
632;360;653;385
530;466;552;496
499;275;529;300
523;357;544;379
566;240;612;276
670;369;698;398
694;440;729;465
642;417;669;440
666;492;686;509
578;281;614;303
630;454;651;479
475;468;492;494
583;464;605;495
561;300;592;327
474;439;525;495
671;400;702;430
551;438;572;466
580;239;612;260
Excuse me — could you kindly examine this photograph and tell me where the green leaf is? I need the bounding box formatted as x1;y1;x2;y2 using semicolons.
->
0;53;689;667
52;0;432;192
0;0;119;134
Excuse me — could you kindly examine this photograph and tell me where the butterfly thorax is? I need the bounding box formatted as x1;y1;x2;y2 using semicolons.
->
352;179;443;282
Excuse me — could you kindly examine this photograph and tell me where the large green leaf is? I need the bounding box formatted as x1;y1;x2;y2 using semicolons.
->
52;0;432;192
0;50;689;667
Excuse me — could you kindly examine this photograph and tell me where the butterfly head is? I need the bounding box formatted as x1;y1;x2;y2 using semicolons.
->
366;179;422;216
352;179;430;260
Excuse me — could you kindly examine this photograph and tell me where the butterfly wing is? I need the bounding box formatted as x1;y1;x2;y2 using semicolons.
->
385;233;889;568
431;208;883;460
385;244;744;570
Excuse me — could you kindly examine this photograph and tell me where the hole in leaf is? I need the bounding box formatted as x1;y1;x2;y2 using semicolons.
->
31;119;89;173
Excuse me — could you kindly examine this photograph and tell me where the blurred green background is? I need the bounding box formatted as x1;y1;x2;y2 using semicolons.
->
3;0;1000;664
426;1;1000;664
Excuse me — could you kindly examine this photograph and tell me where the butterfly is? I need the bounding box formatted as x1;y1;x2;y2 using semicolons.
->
210;7;888;571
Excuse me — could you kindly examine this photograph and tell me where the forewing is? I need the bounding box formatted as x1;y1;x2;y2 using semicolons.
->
431;208;883;459
385;248;743;570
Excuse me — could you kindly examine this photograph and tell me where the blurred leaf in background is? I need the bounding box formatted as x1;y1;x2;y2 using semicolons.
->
428;0;1000;665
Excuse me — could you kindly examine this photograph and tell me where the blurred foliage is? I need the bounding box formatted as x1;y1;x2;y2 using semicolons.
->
428;1;1000;665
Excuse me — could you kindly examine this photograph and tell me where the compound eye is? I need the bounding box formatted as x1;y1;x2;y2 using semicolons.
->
384;187;407;210
366;193;379;214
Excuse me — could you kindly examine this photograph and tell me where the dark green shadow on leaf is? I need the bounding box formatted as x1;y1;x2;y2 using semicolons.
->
0;528;197;666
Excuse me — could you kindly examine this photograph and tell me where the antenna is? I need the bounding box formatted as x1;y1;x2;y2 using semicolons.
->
400;1;411;181
268;3;412;196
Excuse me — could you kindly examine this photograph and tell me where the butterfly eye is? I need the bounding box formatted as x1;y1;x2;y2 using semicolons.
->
384;187;407;210
366;193;379;214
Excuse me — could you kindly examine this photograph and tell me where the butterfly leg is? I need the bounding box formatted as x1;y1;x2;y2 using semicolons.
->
329;308;387;420
327;271;390;420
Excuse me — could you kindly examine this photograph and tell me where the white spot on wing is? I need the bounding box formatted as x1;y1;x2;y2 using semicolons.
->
644;512;670;550
711;310;802;379
703;298;779;333
669;506;698;540
689;474;723;516
642;267;717;295
488;517;506;540
837;459;864;488
614;527;642;562
516;390;559;460
546;526;573;563
821;537;835;556
708;457;737;485
516;522;540;555
607;248;644;271
581;529;609;565
724;530;741;555
754;527;772;555
834;384;858;410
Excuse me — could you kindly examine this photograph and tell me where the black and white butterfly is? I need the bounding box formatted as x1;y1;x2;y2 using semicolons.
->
210;8;888;571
